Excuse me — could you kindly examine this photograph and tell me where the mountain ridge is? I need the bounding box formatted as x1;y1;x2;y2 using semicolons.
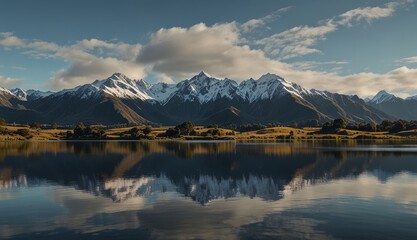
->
366;90;417;120
0;72;401;125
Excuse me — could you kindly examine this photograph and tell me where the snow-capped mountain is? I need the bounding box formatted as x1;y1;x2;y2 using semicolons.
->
48;71;321;105
54;73;154;101
151;72;320;104
0;72;395;125
368;90;399;104
10;88;27;100
9;88;53;101
26;89;54;100
239;73;313;102
156;71;242;104
366;90;417;120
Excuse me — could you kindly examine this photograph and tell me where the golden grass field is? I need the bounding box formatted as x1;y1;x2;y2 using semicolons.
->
1;124;417;141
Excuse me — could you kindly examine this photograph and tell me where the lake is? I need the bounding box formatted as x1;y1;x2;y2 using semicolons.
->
1;141;417;240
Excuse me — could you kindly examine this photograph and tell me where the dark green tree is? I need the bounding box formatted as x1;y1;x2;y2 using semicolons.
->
333;118;347;129
129;127;140;138
16;128;30;137
389;121;405;133
176;121;194;136
143;126;152;136
73;123;86;137
165;127;180;138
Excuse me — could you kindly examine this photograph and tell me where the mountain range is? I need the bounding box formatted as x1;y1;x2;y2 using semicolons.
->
0;72;415;125
365;90;417;121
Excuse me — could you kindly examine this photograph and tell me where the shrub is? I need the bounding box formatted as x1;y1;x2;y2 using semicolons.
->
165;128;180;138
143;126;152;136
30;122;41;129
16;128;30;137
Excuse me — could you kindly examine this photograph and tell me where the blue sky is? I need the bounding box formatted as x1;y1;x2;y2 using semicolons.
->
0;0;417;97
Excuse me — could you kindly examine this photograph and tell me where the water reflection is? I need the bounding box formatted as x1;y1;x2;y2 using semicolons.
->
1;141;417;239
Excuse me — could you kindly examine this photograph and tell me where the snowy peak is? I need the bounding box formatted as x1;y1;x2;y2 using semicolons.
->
110;72;128;79
171;72;240;104
10;88;27;100
369;90;398;104
257;73;285;82
7;88;53;101
9;72;372;106
0;87;14;96
55;73;154;101
238;73;310;103
193;71;212;79
26;89;54;100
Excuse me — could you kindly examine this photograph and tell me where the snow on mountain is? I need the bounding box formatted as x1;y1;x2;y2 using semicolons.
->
10;88;27;100
173;71;240;103
406;95;417;101
149;71;241;104
150;82;180;103
7;88;53;101
369;90;398;104
11;72;369;105
239;73;311;103
26;89;54;100
151;72;312;105
0;87;17;100
54;73;155;101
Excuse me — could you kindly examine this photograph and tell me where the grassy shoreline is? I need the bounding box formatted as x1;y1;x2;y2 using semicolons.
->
1;124;417;142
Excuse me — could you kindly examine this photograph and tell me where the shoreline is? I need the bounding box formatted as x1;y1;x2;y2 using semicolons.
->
2;125;417;142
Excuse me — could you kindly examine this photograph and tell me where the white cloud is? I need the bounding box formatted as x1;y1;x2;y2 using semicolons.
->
256;1;407;60
338;2;400;26
136;22;417;98
239;6;291;33
398;56;417;63
1;2;417;98
0;75;21;88
136;23;290;80
0;33;145;90
289;66;417;98
256;21;337;59
0;32;25;48
290;61;349;71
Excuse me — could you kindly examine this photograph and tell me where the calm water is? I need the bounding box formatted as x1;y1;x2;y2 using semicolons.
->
1;141;417;240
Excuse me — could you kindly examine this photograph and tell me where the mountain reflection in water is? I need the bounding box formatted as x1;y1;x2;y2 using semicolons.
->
1;141;417;239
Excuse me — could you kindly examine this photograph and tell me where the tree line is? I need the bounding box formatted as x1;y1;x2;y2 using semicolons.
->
320;119;417;133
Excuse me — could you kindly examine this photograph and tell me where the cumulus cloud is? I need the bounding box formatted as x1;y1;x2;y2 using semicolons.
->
256;1;407;60
285;66;417;98
0;33;144;89
136;22;417;98
136;23;290;80
0;75;21;88
49;58;146;89
1;2;417;98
